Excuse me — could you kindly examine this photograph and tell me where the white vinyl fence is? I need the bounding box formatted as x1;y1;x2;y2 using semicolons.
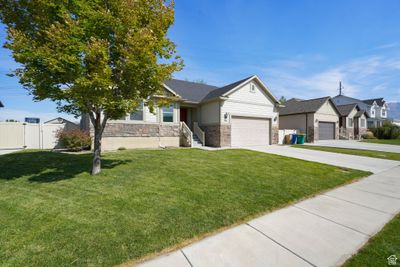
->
0;122;65;149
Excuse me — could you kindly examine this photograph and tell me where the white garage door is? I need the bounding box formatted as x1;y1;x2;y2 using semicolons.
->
231;116;270;147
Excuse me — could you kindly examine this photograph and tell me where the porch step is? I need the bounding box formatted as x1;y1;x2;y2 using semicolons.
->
192;134;203;147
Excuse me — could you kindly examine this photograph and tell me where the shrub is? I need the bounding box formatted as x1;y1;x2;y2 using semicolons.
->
118;147;127;150
361;131;376;139
369;122;400;139
57;129;91;151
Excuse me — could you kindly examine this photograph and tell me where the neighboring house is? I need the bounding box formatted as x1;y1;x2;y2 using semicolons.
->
332;95;389;128
45;117;79;131
336;104;368;140
81;75;280;150
278;97;340;142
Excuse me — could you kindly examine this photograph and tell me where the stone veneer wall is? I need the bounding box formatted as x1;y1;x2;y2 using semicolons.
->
307;126;315;142
271;126;279;145
101;123;180;138
201;124;231;147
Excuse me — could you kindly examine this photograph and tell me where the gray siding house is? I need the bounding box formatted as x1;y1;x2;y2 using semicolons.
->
332;95;389;128
278;97;340;142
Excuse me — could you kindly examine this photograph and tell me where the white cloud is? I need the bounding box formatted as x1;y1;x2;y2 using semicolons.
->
263;55;400;101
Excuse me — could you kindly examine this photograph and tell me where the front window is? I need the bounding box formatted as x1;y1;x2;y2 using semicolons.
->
381;109;386;117
130;102;144;121
348;118;353;127
371;109;375;117
162;104;174;122
361;119;366;128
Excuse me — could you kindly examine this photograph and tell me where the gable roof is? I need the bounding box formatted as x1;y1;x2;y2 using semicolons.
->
278;96;334;116
354;110;369;118
163;79;218;103
44;117;77;125
363;98;385;106
164;75;279;104
336;103;358;116
201;76;254;102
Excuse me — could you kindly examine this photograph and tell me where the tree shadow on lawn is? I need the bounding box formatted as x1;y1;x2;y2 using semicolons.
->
0;151;131;182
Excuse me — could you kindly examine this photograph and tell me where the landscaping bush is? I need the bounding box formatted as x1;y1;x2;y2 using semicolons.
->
361;131;376;139
369;121;400;139
57;129;91;151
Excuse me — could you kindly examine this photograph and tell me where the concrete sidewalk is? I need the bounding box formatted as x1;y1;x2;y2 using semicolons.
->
247;145;399;173
310;140;400;153
136;151;399;267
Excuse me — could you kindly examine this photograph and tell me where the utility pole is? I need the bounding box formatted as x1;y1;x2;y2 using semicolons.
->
339;81;344;96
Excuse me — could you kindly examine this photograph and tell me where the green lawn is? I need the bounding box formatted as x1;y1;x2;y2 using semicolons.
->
361;139;400;146
293;145;400;161
0;149;369;266
344;214;400;267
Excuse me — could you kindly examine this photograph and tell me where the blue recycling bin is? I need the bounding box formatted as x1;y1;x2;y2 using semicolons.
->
291;134;298;144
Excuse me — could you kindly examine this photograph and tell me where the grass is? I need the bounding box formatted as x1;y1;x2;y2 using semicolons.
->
361;139;400;146
293;145;400;161
344;214;400;267
0;149;369;266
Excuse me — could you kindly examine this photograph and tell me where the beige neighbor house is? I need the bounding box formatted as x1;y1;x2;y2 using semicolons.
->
278;97;340;142
81;75;280;150
336;104;369;140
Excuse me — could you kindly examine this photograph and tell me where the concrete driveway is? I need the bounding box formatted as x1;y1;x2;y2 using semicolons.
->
137;153;400;267
0;149;20;156
310;140;400;153
246;145;399;173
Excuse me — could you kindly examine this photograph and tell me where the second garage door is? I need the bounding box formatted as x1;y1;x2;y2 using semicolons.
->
231;116;270;147
318;122;335;140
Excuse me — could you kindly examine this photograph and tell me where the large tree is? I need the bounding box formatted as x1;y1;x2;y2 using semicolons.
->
0;0;183;174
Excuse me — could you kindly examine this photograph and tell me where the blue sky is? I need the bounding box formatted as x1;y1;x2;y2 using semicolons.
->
1;0;400;121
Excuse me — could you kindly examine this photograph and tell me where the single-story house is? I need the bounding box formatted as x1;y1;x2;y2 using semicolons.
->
82;75;280;150
45;117;79;131
278;97;340;142
336;104;369;140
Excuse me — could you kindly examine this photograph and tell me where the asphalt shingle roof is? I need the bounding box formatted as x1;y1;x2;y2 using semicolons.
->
278;97;331;116
363;98;385;106
164;76;254;103
336;104;358;116
164;79;218;103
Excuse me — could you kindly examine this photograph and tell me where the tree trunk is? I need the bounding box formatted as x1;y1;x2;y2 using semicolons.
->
89;111;108;175
92;127;102;175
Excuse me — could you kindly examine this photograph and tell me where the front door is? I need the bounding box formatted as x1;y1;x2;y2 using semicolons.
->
180;108;188;124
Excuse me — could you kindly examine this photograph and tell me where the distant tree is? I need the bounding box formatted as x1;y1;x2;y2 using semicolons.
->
6;119;19;122
0;0;183;175
279;96;287;104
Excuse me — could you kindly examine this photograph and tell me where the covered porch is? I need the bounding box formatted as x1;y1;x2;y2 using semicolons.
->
179;105;205;147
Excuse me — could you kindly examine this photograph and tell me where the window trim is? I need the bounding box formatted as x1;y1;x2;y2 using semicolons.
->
162;104;175;123
130;102;145;121
348;117;353;128
250;83;256;93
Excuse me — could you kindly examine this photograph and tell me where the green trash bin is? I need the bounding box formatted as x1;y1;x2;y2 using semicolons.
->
297;134;306;144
